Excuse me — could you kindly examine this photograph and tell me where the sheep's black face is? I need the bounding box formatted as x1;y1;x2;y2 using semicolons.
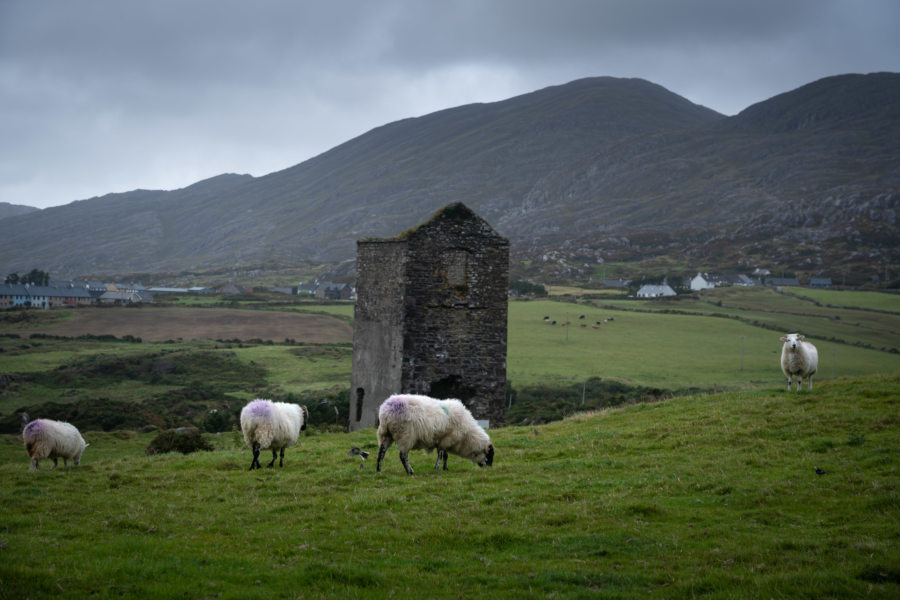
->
477;444;494;467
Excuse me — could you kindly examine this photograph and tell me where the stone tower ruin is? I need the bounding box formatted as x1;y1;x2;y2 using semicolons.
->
349;202;509;431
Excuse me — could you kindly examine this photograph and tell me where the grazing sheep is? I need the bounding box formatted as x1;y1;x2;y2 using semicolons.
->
780;333;819;391
240;399;309;470
376;394;494;475
23;419;88;471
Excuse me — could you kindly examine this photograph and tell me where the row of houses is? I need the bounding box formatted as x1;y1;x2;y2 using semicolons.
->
0;280;218;309
690;271;833;291
0;283;151;309
634;271;834;299
297;279;353;300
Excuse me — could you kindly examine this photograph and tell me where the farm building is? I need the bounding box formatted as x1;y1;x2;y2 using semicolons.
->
636;283;676;298
349;203;509;431
768;277;800;287
690;273;715;291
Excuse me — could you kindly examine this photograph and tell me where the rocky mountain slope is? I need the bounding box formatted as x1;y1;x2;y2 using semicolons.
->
0;73;896;283
0;202;39;220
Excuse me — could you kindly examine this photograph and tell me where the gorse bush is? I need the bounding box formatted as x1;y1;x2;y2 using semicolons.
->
507;376;680;424
145;428;213;455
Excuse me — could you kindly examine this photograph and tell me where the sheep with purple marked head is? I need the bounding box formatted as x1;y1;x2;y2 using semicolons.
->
376;394;494;475
23;419;88;471
780;332;819;391
240;399;309;470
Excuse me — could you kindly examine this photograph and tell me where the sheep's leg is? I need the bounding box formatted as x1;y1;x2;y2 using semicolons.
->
435;449;448;471
49;457;58;471
30;458;38;471
786;376;792;391
808;376;813;391
399;451;414;475
266;449;277;468
249;443;261;470
376;440;391;472
278;448;285;467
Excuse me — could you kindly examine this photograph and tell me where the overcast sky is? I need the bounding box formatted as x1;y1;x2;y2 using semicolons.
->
2;0;898;209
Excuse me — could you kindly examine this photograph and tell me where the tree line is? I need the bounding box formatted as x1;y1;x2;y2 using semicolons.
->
4;269;51;286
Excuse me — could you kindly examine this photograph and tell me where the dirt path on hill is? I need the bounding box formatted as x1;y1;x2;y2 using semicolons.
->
11;307;352;343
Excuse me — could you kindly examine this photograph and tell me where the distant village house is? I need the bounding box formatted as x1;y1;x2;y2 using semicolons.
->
636;283;677;298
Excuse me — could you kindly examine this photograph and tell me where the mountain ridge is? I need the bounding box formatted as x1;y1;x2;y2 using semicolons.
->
0;73;896;283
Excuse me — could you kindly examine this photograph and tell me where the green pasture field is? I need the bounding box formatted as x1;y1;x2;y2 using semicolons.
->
2;287;899;424
281;303;354;321
229;343;352;398
1;374;897;599
0;338;191;414
508;299;900;390
587;286;900;354
165;294;221;306
0;336;346;418
788;288;900;312
547;285;625;298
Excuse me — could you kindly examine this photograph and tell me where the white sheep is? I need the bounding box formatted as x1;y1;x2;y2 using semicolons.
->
780;333;819;391
240;399;309;470
23;418;88;471
375;394;494;475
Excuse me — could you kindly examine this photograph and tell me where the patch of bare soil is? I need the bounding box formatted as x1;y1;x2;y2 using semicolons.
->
11;307;352;343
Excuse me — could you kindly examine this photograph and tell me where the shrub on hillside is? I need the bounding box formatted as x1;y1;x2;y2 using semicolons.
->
507;377;677;424
145;428;213;455
203;408;232;433
280;389;350;430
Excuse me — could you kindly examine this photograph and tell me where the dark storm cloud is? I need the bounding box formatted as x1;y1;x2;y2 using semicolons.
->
1;0;898;209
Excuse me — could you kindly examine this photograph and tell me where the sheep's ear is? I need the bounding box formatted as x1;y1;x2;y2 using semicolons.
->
797;334;805;340
780;335;788;342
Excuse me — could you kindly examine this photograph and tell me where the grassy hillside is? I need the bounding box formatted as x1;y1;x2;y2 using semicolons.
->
2;288;899;432
507;296;900;389
1;374;897;599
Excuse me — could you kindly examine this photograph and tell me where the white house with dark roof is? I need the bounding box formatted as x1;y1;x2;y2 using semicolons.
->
636;283;677;298
690;273;715;291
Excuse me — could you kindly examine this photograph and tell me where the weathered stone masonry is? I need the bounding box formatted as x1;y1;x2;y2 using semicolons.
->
350;203;509;431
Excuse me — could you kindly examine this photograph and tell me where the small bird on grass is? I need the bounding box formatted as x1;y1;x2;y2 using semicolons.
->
349;446;369;459
815;466;829;476
349;446;370;468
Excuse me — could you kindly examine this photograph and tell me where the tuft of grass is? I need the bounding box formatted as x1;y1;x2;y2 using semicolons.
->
0;374;897;598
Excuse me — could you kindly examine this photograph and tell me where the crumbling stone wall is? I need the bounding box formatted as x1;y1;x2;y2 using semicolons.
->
350;203;509;430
